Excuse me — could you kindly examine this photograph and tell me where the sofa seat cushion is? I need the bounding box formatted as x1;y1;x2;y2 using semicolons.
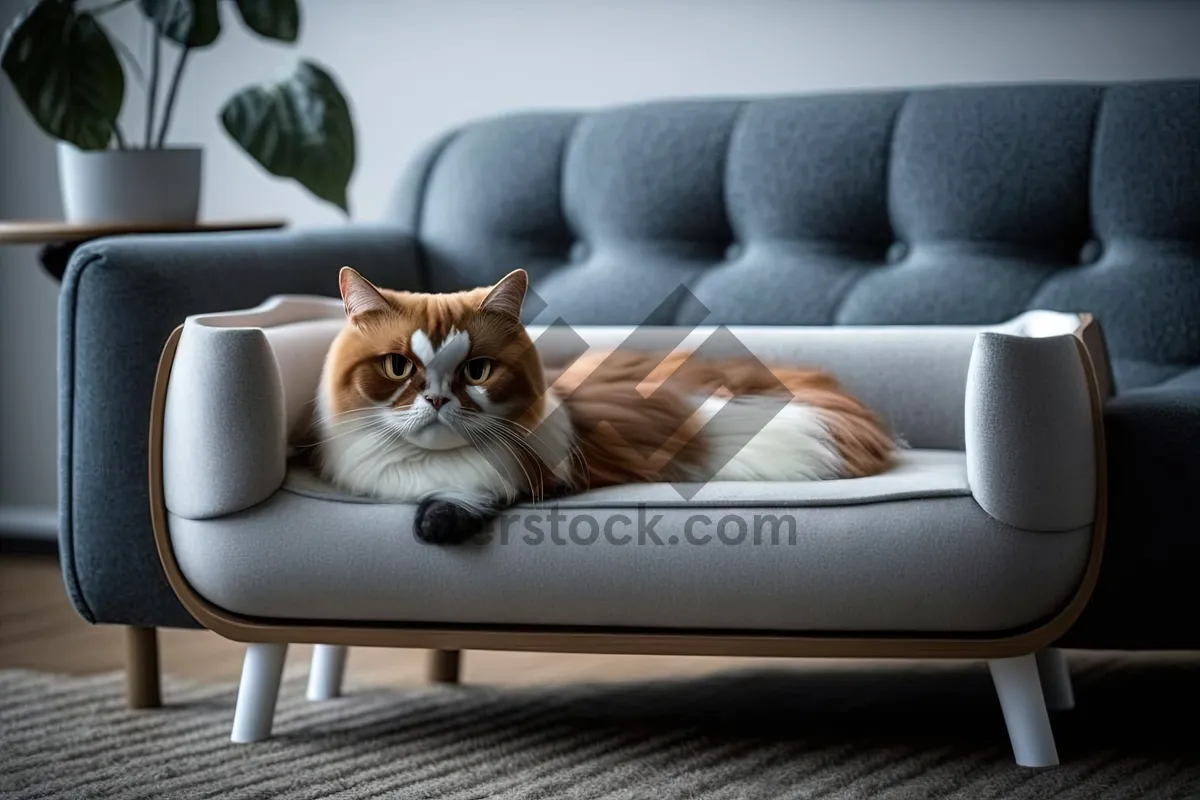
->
169;450;1092;635
283;448;970;507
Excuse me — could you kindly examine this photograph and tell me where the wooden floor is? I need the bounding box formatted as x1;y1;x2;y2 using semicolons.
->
1;552;848;690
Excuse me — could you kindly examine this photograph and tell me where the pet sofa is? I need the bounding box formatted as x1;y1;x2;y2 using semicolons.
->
148;295;1108;767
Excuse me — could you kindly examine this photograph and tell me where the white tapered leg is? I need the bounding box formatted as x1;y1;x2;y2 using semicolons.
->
306;645;348;701
231;643;288;743
988;654;1060;767
1035;648;1075;711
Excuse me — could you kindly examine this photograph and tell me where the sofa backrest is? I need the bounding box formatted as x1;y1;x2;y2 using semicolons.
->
387;81;1200;394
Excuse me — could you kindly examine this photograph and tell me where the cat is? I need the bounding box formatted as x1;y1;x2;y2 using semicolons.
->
313;266;897;545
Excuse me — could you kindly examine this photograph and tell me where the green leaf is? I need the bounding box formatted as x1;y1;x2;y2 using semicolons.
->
220;59;355;214
0;1;125;150
231;0;299;43
138;0;221;47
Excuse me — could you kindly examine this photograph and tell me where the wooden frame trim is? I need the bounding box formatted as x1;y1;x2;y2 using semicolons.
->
148;317;1110;660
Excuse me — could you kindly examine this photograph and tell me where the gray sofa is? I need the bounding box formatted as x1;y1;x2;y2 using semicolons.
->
60;79;1197;737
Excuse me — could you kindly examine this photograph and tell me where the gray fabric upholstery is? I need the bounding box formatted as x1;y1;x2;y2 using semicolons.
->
405;83;1200;393
58;227;420;627
282;450;971;508
58;80;1200;648
164;327;286;520
168;492;1091;633
1060;366;1200;650
965;333;1096;532
164;299;347;520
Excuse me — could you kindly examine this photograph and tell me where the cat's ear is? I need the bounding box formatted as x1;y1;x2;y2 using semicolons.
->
339;266;392;322
479;269;528;321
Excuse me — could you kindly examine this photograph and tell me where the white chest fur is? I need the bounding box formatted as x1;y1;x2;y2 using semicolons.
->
313;406;520;514
314;384;576;514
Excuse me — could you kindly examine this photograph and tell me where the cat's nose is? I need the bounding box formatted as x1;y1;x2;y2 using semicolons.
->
424;394;450;411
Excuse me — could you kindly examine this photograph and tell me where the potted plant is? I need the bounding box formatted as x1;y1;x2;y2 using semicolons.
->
1;0;355;224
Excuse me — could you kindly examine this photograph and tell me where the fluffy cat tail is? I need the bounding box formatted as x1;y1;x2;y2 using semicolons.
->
684;394;896;483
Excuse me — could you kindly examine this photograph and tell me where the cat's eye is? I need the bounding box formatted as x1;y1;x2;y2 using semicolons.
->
380;353;414;381
462;358;493;385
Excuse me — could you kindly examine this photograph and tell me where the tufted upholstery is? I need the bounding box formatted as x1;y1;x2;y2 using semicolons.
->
59;79;1200;649
393;82;1200;393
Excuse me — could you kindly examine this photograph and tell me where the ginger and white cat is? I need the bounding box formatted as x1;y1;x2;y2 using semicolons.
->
315;267;896;544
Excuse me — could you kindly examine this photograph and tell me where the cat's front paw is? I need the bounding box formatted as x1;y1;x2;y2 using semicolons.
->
413;498;490;545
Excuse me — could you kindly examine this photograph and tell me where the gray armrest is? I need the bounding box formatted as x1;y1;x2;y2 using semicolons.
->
164;297;347;519
1102;365;1200;527
965;332;1097;532
1063;365;1200;646
59;225;420;627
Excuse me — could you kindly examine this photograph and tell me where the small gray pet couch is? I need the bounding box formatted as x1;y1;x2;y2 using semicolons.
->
149;297;1108;768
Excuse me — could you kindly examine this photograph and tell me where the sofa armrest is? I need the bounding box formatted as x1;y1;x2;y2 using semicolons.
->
163;297;348;519
59;225;419;627
1102;365;1200;533
965;332;1098;532
1059;365;1200;648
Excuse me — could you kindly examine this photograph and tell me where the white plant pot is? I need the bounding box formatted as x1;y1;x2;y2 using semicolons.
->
57;144;202;225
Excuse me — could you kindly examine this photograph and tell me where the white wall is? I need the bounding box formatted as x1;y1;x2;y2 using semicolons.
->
0;0;65;533
4;0;1200;534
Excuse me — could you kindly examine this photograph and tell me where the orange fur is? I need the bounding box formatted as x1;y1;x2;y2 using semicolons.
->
547;350;895;486
318;268;896;507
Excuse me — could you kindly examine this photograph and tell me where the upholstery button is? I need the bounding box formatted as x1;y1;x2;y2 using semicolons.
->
1079;240;1102;265
886;242;908;263
725;243;742;261
569;242;589;262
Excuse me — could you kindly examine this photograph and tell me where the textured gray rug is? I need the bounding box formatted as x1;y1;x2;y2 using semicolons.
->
3;656;1200;799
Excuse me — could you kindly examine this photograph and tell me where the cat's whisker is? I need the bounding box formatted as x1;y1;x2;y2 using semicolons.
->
458;408;548;444
305;421;393;447
377;425;411;454
301;419;390;448
457;408;586;487
318;407;386;422
471;418;544;502
343;428;396;459
462;416;546;491
478;426;572;502
456;424;524;504
454;414;536;500
490;419;568;490
458;409;543;451
316;415;386;432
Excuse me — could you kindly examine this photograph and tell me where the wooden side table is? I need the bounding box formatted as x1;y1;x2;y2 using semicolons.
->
0;219;288;281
